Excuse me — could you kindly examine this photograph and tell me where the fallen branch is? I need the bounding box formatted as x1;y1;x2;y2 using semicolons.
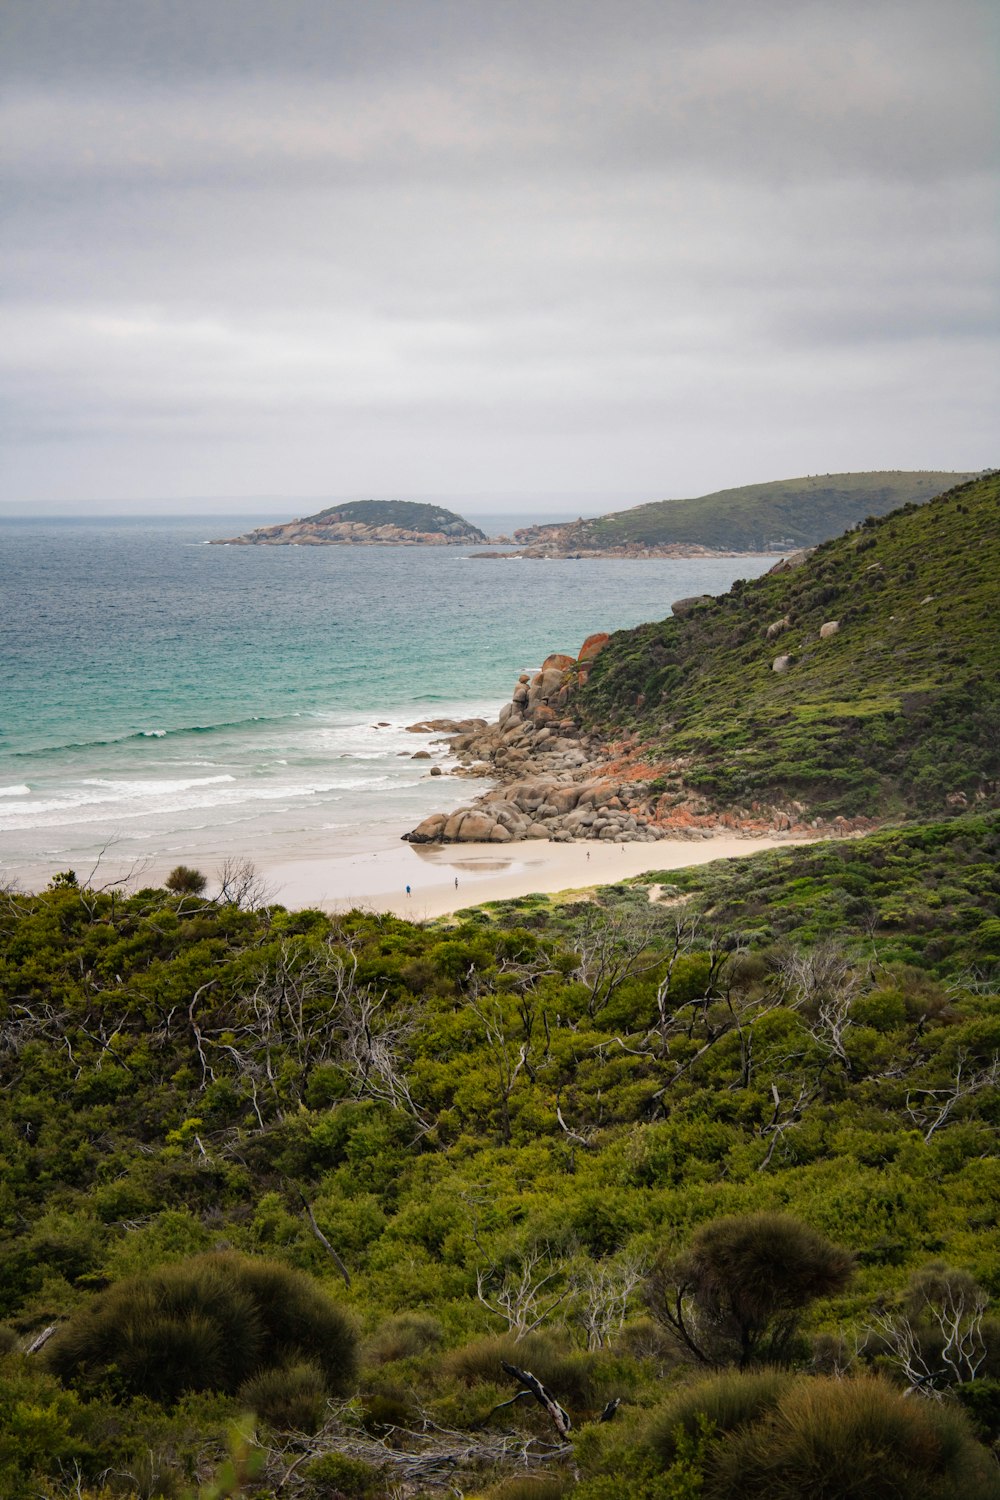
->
500;1361;572;1439
26;1323;58;1355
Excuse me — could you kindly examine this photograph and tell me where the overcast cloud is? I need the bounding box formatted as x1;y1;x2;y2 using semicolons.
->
1;0;996;512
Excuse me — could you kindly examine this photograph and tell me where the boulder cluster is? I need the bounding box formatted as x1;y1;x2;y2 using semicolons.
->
403;634;667;845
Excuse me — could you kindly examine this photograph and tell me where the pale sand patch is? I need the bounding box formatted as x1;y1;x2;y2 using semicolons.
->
262;834;814;921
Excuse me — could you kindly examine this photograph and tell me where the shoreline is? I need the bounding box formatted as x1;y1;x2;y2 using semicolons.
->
6;817;817;923
260;831;813;920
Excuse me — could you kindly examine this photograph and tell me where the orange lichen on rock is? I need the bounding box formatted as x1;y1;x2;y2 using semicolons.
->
578;632;610;662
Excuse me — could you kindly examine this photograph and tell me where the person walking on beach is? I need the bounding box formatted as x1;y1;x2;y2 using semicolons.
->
405;884;411;897
454;876;459;890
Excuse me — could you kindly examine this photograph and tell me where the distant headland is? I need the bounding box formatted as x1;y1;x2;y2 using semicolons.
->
210;498;488;546
471;470;979;558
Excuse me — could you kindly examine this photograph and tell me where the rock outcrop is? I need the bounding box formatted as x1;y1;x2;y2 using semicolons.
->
670;595;714;617
403;633;672;845
403;632;799;847
401;624;866;846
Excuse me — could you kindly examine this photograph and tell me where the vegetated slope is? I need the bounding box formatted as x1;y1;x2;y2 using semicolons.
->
214;498;487;544
574;471;1000;820
305;499;484;537
475;813;1000;977
516;470;977;552
1;815;999;1491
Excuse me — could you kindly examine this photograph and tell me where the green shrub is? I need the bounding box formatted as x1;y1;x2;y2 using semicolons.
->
0;1362;94;1500
647;1368;794;1464
365;1311;444;1364
44;1252;357;1403
709;1375;1000;1499
304;1449;387;1497
165;865;207;895
483;1475;573;1499
957;1377;1000;1444
238;1360;328;1432
443;1332;599;1409
362;1387;416;1432
612;1317;679;1367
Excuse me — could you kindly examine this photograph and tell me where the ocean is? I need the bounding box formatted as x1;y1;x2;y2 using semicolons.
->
0;516;775;892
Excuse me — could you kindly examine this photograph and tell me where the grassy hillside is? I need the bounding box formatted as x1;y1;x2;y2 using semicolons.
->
526;471;977;552
307;499;485;537
1;816;999;1493
574;471;1000;820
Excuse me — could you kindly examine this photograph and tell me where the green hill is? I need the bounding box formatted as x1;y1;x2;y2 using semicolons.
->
575;471;1000;819
518;470;978;552
212;498;487;545
306;499;485;538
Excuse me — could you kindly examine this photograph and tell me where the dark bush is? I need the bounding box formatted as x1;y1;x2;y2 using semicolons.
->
44;1252;357;1403
165;865;207;895
647;1213;854;1368
230;1254;358;1393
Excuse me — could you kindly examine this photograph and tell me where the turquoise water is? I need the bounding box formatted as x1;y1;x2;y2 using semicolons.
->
1;517;774;886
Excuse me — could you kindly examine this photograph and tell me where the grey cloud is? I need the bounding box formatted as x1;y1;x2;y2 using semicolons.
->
2;22;994;193
1;0;996;507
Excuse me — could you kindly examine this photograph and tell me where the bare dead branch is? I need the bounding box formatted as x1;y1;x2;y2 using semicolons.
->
298;1192;351;1288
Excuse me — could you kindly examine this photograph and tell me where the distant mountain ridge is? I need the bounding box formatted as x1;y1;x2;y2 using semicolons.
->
512;471;979;555
212;499;487;546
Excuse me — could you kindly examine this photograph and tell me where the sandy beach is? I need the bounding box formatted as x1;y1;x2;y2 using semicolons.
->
261;832;812;921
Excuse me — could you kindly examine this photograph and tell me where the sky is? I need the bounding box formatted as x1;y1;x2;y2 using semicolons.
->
1;0;997;515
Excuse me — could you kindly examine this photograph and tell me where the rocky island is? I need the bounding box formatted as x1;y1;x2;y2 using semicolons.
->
211;498;488;546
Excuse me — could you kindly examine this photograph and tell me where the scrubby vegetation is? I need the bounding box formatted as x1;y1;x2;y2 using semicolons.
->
1;808;998;1493
575;471;1000;819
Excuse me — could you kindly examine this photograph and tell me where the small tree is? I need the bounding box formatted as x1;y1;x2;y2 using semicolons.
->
164;864;207;895
645;1213;854;1369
